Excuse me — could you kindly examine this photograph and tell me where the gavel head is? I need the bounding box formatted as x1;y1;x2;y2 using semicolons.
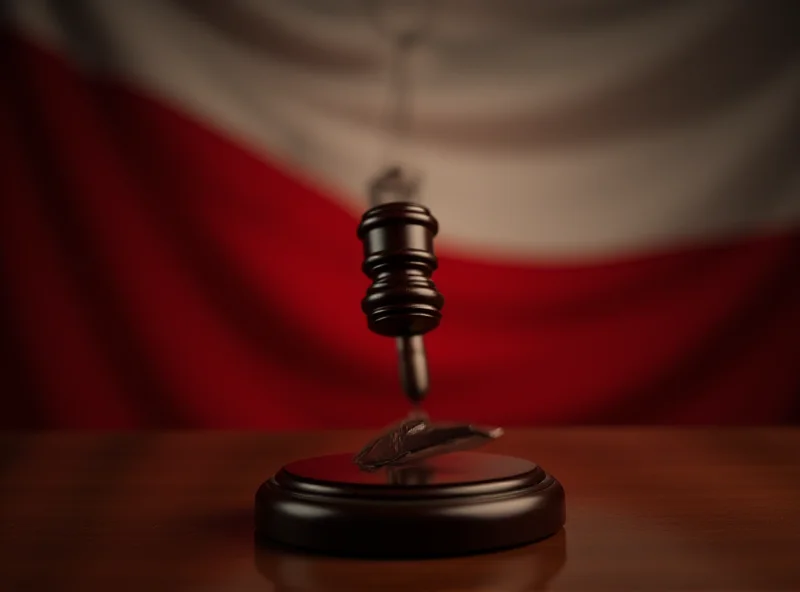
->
357;201;445;338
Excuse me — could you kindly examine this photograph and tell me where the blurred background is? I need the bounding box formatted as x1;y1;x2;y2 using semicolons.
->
1;0;799;429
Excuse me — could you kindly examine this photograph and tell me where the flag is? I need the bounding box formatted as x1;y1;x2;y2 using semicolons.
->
2;1;799;428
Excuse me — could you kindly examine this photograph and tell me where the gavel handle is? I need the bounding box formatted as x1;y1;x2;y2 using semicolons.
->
396;335;429;403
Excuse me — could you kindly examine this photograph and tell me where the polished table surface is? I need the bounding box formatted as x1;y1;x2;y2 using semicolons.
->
0;429;799;591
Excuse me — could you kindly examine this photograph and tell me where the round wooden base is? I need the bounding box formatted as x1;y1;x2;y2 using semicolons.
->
254;452;566;558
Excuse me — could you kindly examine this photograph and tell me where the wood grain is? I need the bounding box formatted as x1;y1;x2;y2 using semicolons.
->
0;429;798;591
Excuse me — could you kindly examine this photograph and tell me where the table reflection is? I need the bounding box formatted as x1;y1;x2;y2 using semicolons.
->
254;529;567;592
1;430;798;591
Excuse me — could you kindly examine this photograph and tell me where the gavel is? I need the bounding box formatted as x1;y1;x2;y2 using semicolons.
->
357;168;444;403
256;169;567;558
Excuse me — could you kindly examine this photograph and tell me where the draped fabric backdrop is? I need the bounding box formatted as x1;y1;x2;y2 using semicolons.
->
2;1;799;429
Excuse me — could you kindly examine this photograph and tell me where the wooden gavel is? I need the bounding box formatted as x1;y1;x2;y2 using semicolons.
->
357;199;444;402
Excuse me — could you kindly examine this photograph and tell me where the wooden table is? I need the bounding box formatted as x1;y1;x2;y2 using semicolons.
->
0;429;798;591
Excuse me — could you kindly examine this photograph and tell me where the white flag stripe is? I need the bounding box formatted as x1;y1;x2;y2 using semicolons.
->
9;0;800;261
